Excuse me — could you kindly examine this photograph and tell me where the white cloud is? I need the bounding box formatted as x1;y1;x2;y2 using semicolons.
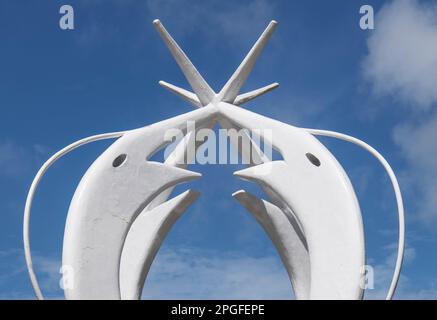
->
32;255;62;295
360;2;437;299
0;249;62;299
0;140;50;179
363;0;437;110
142;247;292;299
363;242;437;299
0;249;27;287
393;111;437;221
0;141;31;178
362;0;437;222
145;244;437;300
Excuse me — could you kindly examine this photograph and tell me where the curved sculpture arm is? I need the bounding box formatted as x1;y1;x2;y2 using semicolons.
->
233;190;310;299
305;128;404;300
23;131;126;300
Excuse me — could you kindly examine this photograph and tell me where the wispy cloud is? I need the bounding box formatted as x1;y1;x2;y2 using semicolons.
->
0;141;31;179
393;112;437;222
362;0;437;223
2;245;435;300
363;0;437;110
32;255;62;295
365;242;437;300
0;140;49;180
143;246;292;299
0;249;27;287
0;249;62;299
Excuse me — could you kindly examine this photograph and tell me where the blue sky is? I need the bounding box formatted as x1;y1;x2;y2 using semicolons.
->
1;0;437;299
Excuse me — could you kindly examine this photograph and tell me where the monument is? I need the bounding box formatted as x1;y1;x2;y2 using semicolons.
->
23;20;404;300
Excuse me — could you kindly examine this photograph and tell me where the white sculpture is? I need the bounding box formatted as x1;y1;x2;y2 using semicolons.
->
23;19;405;300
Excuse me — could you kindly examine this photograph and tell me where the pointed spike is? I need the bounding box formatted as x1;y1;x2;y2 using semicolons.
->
166;164;202;180
233;160;285;181
231;189;246;198
233;190;269;222
147;161;202;182
147;131;196;211
145;119;215;211
233;190;259;213
152;189;200;217
232;189;311;300
120;189;199;299
234;83;279;105
218;20;277;103
233;166;258;181
170;189;200;214
159;81;202;108
153;19;215;106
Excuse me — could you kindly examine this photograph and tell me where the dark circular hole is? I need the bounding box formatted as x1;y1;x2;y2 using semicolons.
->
112;154;127;167
306;152;321;167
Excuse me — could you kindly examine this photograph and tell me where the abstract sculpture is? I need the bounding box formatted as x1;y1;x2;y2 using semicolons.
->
23;19;405;300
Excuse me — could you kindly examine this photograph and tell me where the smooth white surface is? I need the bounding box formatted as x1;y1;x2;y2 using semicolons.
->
234;83;279;105
120;190;199;299
24;124;404;300
24;18;404;301
305;128;405;300
119;119;215;299
63;106;216;299
153;19;215;106
233;190;310;299
23;131;126;300
217;20;277;103
156;20;279;109
159;80;202;108
221;102;365;299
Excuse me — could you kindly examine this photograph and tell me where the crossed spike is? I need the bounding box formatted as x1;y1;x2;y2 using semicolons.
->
23;18;403;301
153;19;279;109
